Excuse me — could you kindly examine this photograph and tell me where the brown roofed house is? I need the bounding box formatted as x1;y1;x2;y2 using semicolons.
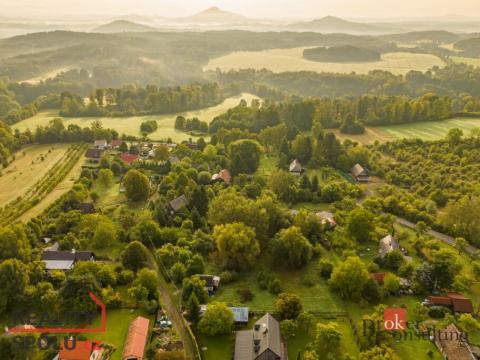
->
428;293;474;314
79;203;95;214
58;340;101;360
435;324;475;360
122;316;150;360
85;148;103;160
351;163;369;182
234;313;286;360
120;153;140;165
211;169;232;185
110;139;123;149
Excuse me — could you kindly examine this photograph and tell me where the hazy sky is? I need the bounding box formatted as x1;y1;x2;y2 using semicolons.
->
2;0;480;19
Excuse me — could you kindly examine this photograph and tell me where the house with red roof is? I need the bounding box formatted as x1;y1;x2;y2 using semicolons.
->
427;292;474;314
120;153;140;165
57;340;102;360
122;316;150;360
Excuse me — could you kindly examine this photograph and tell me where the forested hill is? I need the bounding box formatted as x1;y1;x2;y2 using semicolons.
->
0;30;396;85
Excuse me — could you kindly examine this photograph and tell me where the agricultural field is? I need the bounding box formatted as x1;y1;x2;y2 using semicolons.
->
0;144;74;206
0;143;86;225
13;93;259;142
334;116;480;144
204;48;445;75
451;56;480;67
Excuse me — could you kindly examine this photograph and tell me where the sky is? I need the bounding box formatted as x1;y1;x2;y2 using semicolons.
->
2;0;480;20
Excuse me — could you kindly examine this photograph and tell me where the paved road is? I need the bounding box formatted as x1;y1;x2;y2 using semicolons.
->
394;217;478;255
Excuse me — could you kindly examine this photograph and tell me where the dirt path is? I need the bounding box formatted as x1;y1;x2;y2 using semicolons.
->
148;252;199;360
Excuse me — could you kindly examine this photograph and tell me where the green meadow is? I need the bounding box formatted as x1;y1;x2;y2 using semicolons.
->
14;93;259;142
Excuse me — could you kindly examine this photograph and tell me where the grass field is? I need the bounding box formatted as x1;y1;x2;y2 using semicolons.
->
451;56;480;67
18;150;85;222
0;144;72;206
83;308;152;360
14;93;259;142
204;48;444;75
334;116;480;144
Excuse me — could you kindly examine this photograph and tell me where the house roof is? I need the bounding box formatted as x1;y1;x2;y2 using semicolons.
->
315;211;336;226
289;159;302;173
42;250;94;261
120;153;139;165
428;296;453;306
372;272;386;284
230;307;249;323
79;203;95;214
351;163;367;177
436;324;475;360
110;139;123;147
43;260;75;270
378;235;399;258
85;148;103;159
253;313;282;359
197;275;220;288
212;169;232;184
169;195;188;212
122;316;149;360
94;139;108;147
446;293;474;313
234;330;254;360
59;340;93;360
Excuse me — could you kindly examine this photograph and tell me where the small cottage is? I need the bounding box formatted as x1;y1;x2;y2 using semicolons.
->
351;163;369;182
289;159;303;175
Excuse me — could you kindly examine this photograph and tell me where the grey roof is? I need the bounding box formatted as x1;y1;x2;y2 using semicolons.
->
41;250;94;262
235;330;254;360
351;163;367;177
169;195;188;212
230;307;249;323
43;260;74;270
378;235;399;258
289;159;302;173
253;313;282;359
85;148;103;159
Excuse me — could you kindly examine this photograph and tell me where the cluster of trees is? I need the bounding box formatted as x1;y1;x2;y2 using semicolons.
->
372;131;480;244
303;45;381;63
34;118;118;144
140;120;158;134
174;116;209;134
216;64;480;98
59;83;222;117
0;79;38;124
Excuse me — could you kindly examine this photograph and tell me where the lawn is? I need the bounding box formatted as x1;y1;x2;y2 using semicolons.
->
13;93;259;142
83;308;153;360
197;333;233;360
287;318;360;359
205;48;445;75
257;155;279;176
333;116;480;144
0;144;72;206
213;258;344;313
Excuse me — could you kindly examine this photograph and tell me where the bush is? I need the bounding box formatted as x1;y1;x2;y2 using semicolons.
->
219;270;238;284
237;288;254;303
268;278;282;294
428;306;450;319
319;260;334;279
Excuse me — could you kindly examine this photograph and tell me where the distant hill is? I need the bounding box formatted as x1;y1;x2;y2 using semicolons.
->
454;37;480;56
180;7;247;24
93;20;158;33
382;30;461;43
289;16;402;34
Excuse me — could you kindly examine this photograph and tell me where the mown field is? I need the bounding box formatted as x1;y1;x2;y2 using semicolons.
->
204;48;445;75
451;56;480;67
0;144;72;206
0;144;86;225
14;93;259;142
334;116;480;144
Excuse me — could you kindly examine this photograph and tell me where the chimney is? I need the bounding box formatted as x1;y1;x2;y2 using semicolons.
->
254;324;260;331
